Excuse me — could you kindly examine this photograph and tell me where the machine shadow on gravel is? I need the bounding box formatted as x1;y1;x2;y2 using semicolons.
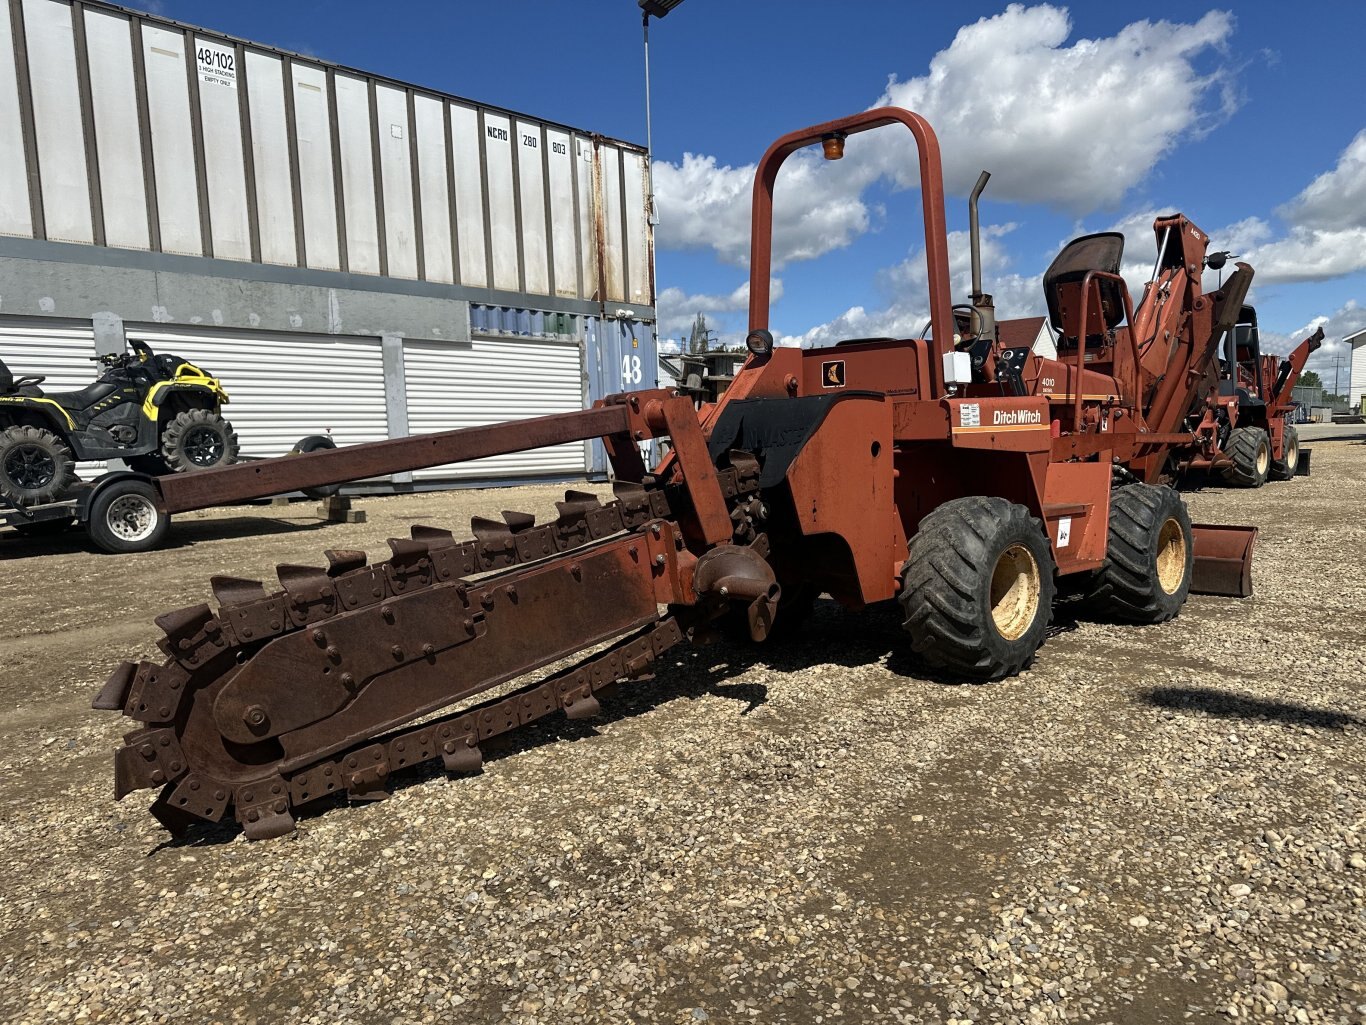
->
1142;686;1365;730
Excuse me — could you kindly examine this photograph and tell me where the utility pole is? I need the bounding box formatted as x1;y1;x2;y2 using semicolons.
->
638;1;684;227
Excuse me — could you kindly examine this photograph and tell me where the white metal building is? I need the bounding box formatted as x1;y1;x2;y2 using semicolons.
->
1347;328;1366;412
0;0;657;486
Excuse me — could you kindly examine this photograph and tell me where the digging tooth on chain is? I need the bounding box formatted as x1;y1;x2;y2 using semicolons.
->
153;603;220;662
385;537;434;593
275;564;340;628
235;776;295;840
92;660;138;711
471;516;517;569
113;726;188;799
210;576;269;607
501;510;537;533
340;745;391;802
157;772;231;828
552;503;593;550
410;524;455;543
325;549;368;576
122;660;191;723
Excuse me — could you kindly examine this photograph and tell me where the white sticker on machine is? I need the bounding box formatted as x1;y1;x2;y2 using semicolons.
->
196;41;237;89
1057;516;1072;548
958;402;981;428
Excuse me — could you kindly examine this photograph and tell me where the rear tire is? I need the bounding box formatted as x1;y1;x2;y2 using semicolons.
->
0;425;77;506
1086;483;1192;623
900;496;1055;680
1269;425;1299;481
161;410;239;472
88;479;169;554
1220;426;1270;487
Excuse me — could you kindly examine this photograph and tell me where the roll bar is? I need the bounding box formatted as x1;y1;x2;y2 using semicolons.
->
747;107;955;398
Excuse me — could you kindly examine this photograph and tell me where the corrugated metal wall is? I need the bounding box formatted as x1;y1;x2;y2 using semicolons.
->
404;336;586;482
0;0;653;308
0;320;104;477
127;328;390;458
1351;340;1365;409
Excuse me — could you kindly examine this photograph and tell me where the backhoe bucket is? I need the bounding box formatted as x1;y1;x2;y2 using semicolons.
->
1190;524;1258;598
1295;448;1312;476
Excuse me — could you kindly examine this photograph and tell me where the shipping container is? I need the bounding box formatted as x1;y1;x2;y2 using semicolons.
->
0;0;653;310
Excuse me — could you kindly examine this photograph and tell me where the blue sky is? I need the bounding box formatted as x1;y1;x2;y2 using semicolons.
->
149;0;1366;382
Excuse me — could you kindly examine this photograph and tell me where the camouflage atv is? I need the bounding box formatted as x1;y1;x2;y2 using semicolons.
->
0;340;239;506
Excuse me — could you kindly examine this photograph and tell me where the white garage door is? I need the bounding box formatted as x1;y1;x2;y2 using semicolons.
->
404;336;586;481
0;319;107;478
129;328;389;459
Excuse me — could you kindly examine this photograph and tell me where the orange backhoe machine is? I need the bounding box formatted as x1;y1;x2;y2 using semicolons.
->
95;108;1264;840
1172;296;1322;486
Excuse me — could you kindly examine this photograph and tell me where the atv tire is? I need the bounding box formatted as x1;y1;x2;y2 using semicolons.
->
0;425;77;506
1268;425;1299;481
1085;483;1192;624
161;410;239;472
1220;426;1270;487
900;496;1055;681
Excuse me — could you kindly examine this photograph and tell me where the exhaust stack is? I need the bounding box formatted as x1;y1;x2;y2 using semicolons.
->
968;170;995;340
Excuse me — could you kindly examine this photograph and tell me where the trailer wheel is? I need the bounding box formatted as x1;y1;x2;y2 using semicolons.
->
1220;426;1270;487
292;435;341;500
900;497;1055;680
88;479;168;554
0;425;77;506
1269;425;1299;481
1086;483;1192;623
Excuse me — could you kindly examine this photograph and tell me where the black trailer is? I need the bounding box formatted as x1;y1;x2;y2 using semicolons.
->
1;436;339;554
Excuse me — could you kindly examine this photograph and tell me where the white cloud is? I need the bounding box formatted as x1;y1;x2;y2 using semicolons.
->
1277;129;1366;231
655;278;782;346
1242;227;1366;285
652;152;871;268
1260;301;1366;387
876;6;1236;210
778;222;1046;347
1234;132;1366;285
653;4;1236;267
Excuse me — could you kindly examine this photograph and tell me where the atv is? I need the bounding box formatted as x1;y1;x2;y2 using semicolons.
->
0;340;239;505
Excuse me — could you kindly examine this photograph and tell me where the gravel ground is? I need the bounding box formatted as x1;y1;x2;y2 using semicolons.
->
1;440;1363;1025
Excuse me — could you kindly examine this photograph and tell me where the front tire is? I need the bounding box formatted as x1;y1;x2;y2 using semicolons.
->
1269;425;1299;481
161;410;239;472
0;425;77;506
88;479;169;553
1220;426;1270;487
900;497;1056;680
1086;483;1192;623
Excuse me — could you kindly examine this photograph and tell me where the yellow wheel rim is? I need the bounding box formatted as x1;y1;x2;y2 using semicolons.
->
1285;435;1298;471
1255;438;1270;476
990;543;1041;641
1155;517;1187;595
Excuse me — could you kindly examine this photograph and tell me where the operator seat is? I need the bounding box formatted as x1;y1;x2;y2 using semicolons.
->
43;378;123;409
0;356;46;397
1044;232;1126;349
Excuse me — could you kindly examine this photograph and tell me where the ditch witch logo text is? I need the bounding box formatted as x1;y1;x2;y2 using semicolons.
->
993;408;1043;426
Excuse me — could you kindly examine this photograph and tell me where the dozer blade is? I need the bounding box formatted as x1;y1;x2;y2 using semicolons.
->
1190;523;1258;598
